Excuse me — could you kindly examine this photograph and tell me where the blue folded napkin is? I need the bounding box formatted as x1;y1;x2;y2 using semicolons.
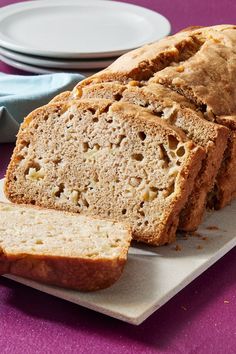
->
0;72;84;143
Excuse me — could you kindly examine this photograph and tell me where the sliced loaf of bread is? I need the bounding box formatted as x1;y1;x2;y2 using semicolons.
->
70;25;236;209
72;81;228;230
0;202;131;291
4;100;205;245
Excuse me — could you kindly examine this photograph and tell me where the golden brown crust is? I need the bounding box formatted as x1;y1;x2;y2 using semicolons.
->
0;254;126;291
49;91;71;104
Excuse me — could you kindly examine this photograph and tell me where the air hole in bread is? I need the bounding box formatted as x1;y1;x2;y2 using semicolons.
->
114;93;123;101
150;186;158;192
159;144;170;164
168;135;179;150
138;210;145;217
153;111;163;118
140;102;150;108
106;117;113;124
69;114;74;120
53;157;62;164
144;220;149;226
55;183;65;198
138;131;146;141
82;142;89;152
88;108;96;115
200;103;207;113
176;146;186;157
21;140;30;148
16;153;25;164
93;117;99;122
102;104;111;113
117;135;126;147
26;161;41;172
82;198;89;208
131;153;144;161
43;114;49;121
122;208;127;215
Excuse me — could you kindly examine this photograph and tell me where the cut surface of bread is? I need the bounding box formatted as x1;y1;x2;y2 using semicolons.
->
5;100;204;245
70;81;229;230
0;202;131;291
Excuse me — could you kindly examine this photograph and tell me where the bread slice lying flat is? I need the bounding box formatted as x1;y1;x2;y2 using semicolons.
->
70;81;229;231
0;202;131;291
5;99;204;245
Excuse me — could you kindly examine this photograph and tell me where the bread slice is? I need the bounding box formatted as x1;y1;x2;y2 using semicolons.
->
4;100;205;245
0;201;131;291
73;81;228;230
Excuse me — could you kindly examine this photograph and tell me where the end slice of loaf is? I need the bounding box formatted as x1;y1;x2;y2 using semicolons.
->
5;100;205;245
149;27;236;208
70;81;229;231
0;202;131;291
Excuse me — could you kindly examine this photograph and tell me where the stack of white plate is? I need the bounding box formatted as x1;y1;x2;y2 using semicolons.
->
0;0;171;76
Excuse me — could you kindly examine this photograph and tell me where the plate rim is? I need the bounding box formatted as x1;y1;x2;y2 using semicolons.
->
0;46;115;69
0;0;171;59
0;54;93;76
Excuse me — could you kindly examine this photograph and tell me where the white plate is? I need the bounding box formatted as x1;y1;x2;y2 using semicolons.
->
0;46;115;69
0;178;235;324
0;0;171;59
0;54;96;77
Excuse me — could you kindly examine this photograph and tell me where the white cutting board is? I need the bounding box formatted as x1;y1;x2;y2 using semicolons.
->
0;178;235;325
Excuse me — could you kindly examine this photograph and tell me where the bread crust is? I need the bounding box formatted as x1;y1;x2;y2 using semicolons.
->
0;254;126;291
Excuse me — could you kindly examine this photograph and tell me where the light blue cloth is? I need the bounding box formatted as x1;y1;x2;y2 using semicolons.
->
0;72;84;142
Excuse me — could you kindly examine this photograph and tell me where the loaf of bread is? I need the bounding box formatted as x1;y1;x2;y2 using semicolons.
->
4;24;236;249
4;100;204;245
68;81;229;231
70;24;236;210
0;202;131;291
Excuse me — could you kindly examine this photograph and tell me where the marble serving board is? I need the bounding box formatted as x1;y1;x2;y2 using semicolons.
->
0;178;235;325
